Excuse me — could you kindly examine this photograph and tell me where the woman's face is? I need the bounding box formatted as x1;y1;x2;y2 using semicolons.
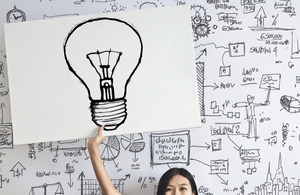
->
165;174;195;195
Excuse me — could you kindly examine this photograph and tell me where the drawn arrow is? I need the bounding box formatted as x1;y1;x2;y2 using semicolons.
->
53;145;59;158
81;146;89;160
216;173;228;185
227;135;242;151
190;158;211;167
65;163;75;188
191;143;211;150
191;158;228;185
112;158;119;168
67;173;73;188
78;171;85;195
204;83;219;90
115;174;131;189
195;48;207;60
132;151;139;162
255;6;266;27
10;162;26;178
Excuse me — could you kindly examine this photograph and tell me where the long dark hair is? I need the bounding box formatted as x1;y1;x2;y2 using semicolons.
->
156;167;198;195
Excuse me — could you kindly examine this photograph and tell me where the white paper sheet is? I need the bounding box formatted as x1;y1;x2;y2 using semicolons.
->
4;5;201;145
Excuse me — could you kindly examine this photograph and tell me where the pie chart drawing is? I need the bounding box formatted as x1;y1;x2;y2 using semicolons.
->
100;136;120;161
280;95;300;113
121;133;145;153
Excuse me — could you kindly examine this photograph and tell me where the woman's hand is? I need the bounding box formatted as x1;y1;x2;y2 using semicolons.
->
88;125;106;150
87;125;121;195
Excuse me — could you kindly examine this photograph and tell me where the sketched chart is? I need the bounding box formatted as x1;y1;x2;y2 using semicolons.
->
121;133;145;161
100;136;120;161
79;172;124;195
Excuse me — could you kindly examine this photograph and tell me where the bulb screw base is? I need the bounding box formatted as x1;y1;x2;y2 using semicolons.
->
90;99;127;131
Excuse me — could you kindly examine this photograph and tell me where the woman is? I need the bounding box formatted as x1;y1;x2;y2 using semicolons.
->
88;126;198;195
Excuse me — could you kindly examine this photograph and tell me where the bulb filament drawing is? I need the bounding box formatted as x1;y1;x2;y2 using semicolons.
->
86;49;122;101
63;17;143;131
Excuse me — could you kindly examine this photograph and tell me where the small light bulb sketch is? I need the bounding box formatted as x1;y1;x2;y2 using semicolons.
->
63;18;143;131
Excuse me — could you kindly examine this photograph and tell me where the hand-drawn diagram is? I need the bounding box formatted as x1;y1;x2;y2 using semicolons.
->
150;130;190;167
191;5;212;40
29;182;64;195
10;161;26;177
78;171;128;195
121;133;145;162
3;1;300;195
6;5;26;23
63;18;143;131
100;135;120;163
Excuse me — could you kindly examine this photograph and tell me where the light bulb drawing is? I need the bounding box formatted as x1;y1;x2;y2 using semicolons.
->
63;18;143;131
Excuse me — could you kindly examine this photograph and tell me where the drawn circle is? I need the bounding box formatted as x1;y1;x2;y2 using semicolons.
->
100;136;120;161
121;133;145;153
205;15;212;22
6;6;26;23
195;23;209;37
193;16;201;24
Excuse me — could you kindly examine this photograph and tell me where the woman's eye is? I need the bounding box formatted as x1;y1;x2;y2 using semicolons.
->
180;187;187;191
166;188;172;192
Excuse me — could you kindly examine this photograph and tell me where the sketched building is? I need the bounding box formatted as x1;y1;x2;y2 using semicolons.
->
249;153;300;195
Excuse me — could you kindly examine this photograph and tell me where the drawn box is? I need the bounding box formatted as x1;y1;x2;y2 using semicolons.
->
239;149;260;164
229;42;245;57
0;123;13;149
259;73;281;90
210;159;229;174
150;130;190;167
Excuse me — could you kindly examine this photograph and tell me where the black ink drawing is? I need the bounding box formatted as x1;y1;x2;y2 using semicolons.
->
274;0;296;16
211;138;222;151
0;175;9;188
0;123;13;149
249;6;295;31
210;159;229;185
6;5;26;23
43;14;79;20
74;0;116;5
233;95;269;140
99;135;120;167
65;163;75;188
196;61;205;116
255;6;266;27
50;139;88;162
291;31;300;59
64;18;143;131
103;2;126;13
5;1;300;195
134;1;164;9
29;182;64;195
120;133;145;162
10;161;26;178
248;153;299;194
78;171;128;195
150;130;190;167
191;5;212;40
280;95;300;113
239;149;260;175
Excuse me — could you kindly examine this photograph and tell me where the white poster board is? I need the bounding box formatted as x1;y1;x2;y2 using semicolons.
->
4;5;201;145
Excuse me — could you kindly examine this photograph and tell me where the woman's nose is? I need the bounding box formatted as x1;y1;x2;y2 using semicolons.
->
173;189;180;195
